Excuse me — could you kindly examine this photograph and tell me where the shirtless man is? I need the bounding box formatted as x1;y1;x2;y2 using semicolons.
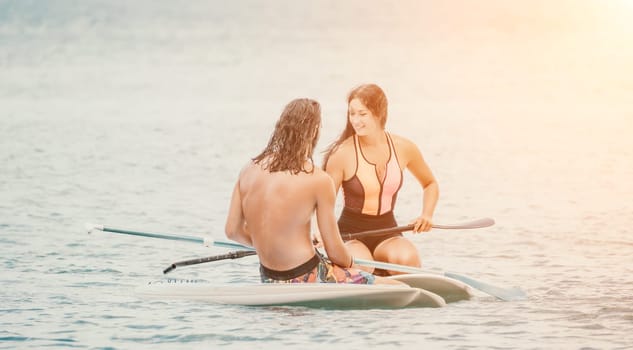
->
225;98;400;285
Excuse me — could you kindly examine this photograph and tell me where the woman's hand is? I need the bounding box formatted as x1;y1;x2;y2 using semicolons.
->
411;215;433;233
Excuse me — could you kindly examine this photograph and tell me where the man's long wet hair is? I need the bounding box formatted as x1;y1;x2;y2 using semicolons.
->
253;98;321;174
322;84;388;169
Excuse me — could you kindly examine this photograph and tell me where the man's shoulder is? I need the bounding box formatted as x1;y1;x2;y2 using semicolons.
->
301;167;332;185
238;160;258;177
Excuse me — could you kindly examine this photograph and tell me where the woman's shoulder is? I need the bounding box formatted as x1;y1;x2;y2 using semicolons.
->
328;137;355;158
338;135;356;148
388;132;416;149
388;132;423;160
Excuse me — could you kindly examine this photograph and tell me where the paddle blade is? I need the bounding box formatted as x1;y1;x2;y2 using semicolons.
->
444;272;527;302
433;218;496;230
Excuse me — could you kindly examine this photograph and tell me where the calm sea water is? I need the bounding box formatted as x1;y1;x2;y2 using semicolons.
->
2;1;632;349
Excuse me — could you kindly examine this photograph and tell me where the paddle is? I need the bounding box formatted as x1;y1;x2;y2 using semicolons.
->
163;218;488;274
350;259;526;302
155;218;494;274
163;250;257;274
341;217;495;240
87;223;526;301
87;218;493;247
211;239;526;301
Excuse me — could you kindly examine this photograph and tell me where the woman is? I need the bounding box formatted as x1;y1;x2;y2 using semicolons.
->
322;84;439;274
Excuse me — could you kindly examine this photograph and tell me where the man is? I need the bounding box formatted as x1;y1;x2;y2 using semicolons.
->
225;98;400;284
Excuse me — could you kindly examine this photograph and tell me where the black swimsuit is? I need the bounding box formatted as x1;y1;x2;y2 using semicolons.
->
338;207;401;253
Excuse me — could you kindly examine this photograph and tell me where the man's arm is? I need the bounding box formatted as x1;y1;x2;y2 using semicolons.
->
225;179;252;246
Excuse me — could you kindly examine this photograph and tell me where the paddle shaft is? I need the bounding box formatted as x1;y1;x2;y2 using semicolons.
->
341;225;414;241
342;217;495;240
163;250;257;274
91;224;207;245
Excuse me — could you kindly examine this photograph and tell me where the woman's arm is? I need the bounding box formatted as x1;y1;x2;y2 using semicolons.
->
400;136;439;232
317;143;349;248
323;142;350;194
324;164;344;194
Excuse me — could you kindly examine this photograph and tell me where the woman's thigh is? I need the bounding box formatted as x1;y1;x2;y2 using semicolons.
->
373;236;421;274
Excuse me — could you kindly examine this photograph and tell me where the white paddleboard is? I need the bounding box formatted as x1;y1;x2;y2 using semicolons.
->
389;273;474;303
135;279;445;309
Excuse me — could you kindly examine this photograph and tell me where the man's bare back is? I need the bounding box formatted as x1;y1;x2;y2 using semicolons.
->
238;161;328;270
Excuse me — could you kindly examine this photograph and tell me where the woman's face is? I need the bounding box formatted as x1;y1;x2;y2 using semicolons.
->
348;98;380;136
